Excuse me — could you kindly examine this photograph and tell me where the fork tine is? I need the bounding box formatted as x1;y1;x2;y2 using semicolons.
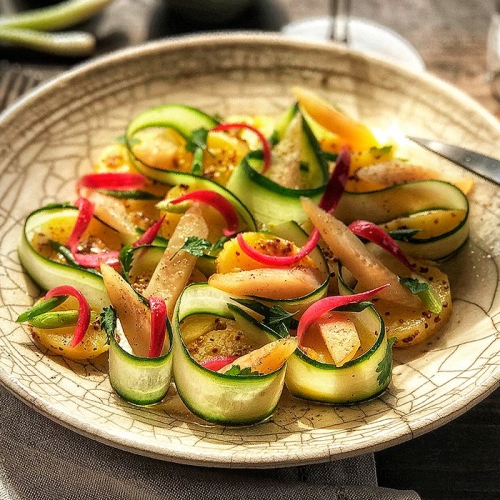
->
0;65;41;112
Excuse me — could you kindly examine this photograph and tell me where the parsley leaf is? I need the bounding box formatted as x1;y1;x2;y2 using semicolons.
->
224;365;260;376
400;277;442;314
369;145;393;155
377;336;396;387
232;299;298;338
99;306;117;344
185;128;209;152
211;235;231;254
119;244;134;281
400;277;429;295
320;150;338;162
171;236;212;260
116;135;140;146
388;228;422;242
269;130;280;147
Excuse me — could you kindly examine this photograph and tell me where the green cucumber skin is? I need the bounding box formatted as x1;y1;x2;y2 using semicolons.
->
172;284;287;425
226;110;327;226
19;205;109;311
285;306;391;404
335;180;469;261
131;165;257;233
108;328;173;407
126;104;218;140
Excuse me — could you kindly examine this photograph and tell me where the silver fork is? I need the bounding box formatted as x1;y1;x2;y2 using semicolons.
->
0;62;42;113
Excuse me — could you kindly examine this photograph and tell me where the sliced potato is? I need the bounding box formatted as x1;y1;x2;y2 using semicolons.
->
364;248;453;347
29;298;108;360
132;128;192;171
93;142;137;174
203;130;249;186
218;337;298;374
186;318;256;363
215;231;316;274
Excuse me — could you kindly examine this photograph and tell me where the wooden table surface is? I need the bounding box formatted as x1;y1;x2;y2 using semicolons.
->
1;1;499;499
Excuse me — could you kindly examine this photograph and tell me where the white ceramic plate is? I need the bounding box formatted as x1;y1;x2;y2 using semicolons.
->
0;33;499;468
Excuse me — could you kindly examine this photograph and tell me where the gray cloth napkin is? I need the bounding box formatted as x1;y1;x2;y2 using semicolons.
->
0;386;420;500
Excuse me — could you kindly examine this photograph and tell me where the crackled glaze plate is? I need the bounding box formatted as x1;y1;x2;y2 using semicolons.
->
0;34;499;468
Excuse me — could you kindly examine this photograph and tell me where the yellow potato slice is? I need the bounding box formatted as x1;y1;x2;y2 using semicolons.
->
30;298;108;361
218;337;298;374
215;232;315;274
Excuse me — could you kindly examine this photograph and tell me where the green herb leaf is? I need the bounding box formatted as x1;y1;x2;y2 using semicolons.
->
117;135;140;146
269;130;280;147
370;145;393;155
224;365;260;376
98;189;161;201
400;277;429;295
320;150;338;162
400;277;442;314
247;149;264;161
211;235;231;254
388;228;422;241
377;336;396;387
335;301;373;313
185;127;209;152
99;306;117;344
119;244;134;281
171;236;212;260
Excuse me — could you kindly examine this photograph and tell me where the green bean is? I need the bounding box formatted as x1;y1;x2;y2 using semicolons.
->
0;28;95;56
0;0;115;31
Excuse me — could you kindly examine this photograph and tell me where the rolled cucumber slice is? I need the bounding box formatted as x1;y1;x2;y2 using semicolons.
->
285;273;391;404
105;311;174;406
18;204;109;310
172;283;288;425
226;111;328;225
335;180;469;261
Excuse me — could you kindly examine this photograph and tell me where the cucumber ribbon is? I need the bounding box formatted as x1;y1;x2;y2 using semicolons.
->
236;148;350;266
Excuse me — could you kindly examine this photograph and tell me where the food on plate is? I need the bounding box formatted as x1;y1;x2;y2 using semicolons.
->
16;88;472;424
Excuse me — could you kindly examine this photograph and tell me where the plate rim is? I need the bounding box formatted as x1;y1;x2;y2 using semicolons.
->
1;32;499;468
